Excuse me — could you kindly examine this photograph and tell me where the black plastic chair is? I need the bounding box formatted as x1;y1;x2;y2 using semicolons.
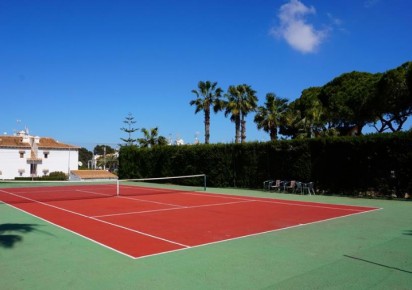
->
294;181;303;194
303;182;315;195
263;180;274;191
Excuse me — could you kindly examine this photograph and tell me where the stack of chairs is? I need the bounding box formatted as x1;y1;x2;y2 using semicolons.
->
264;179;315;195
303;182;315;195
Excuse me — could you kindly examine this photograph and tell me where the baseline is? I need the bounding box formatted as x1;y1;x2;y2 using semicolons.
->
0;189;190;248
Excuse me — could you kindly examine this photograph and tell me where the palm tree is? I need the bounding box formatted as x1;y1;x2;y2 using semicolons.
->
137;127;168;148
96;153;118;172
224;84;258;143
285;87;327;138
240;85;258;143
254;93;289;141
300;96;325;137
190;81;223;144
224;86;242;143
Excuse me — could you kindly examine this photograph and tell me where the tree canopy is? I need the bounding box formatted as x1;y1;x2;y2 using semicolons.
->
94;145;116;155
187;61;412;143
224;84;257;143
137;127;168;148
190;81;223;144
254;93;289;140
318;71;381;135
374;61;412;132
78;147;93;168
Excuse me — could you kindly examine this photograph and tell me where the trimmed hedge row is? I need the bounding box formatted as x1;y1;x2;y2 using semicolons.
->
118;131;412;197
309;133;412;196
15;171;68;181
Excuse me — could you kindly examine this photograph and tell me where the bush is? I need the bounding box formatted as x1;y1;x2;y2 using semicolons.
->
15;171;67;181
118;131;412;197
46;171;68;180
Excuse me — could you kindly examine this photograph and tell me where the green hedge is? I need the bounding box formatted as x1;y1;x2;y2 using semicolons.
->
118;131;412;197
118;141;312;189
15;171;68;181
309;133;412;196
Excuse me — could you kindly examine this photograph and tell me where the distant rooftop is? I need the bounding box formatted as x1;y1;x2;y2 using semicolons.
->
70;170;118;180
0;131;78;149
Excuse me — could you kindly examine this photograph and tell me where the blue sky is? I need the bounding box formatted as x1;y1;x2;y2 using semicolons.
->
1;0;411;149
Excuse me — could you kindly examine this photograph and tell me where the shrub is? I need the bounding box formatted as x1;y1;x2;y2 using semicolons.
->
118;131;412;196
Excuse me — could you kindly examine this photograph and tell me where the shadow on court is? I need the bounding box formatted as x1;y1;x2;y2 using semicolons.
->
0;223;48;249
343;254;412;274
403;230;412;236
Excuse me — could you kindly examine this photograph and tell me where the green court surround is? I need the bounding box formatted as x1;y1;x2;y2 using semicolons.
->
1;188;411;289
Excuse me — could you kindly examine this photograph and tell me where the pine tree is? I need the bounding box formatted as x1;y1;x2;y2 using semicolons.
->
120;113;139;146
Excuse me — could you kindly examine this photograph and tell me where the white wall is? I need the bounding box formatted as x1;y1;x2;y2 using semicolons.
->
0;148;30;179
38;149;79;176
0;148;79;180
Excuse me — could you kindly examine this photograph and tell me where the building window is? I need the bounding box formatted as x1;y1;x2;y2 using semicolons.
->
18;169;25;176
30;164;37;176
44;151;49;158
19;151;25;158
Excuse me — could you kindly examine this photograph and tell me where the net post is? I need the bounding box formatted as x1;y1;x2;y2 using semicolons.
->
203;174;207;191
116;179;120;196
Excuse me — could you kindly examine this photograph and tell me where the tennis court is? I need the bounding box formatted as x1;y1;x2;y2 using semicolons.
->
1;180;412;289
0;177;378;259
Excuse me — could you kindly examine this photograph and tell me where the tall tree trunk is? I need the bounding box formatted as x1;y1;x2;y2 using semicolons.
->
270;127;278;141
241;115;246;143
204;108;211;144
235;116;241;143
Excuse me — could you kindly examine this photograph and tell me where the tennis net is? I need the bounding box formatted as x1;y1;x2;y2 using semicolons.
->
0;174;206;204
117;174;207;197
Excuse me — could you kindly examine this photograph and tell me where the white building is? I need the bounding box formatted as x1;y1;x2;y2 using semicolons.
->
0;130;79;180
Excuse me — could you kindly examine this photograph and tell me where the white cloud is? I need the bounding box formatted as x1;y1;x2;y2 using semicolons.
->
271;0;328;54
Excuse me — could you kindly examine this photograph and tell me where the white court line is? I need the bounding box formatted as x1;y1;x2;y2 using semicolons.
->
0;187;115;199
168;191;380;212
6;185;117;195
0;188;382;260
92;200;254;218
0;200;138;259
128;206;383;260
255;199;376;212
116;195;188;208
97;190;377;219
0;189;190;249
73;189;114;198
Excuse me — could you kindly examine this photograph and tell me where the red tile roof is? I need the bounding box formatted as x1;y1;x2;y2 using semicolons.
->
38;138;79;149
0;136;29;148
0;136;78;149
70;170;118;180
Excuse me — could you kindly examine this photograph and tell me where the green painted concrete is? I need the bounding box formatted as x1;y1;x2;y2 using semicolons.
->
1;189;411;289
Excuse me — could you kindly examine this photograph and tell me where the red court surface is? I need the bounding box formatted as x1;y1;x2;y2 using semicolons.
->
0;187;379;259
